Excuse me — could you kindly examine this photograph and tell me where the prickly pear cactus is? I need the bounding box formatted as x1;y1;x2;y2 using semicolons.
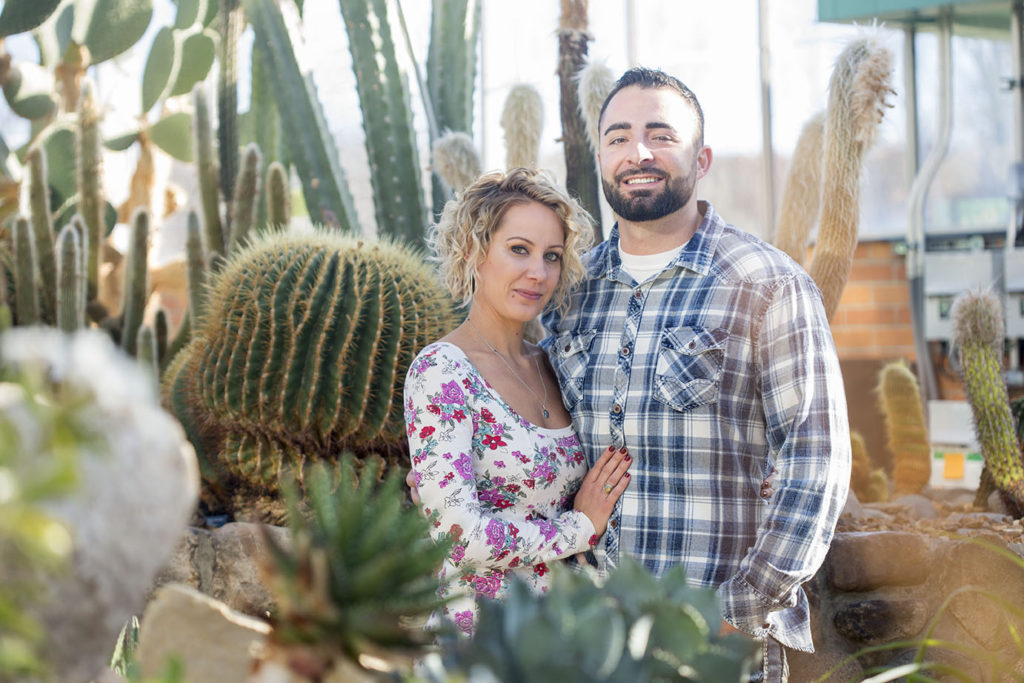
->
877;360;931;496
951;289;1024;516
164;231;458;513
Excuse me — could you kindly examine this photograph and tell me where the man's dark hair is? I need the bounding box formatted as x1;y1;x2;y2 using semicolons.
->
598;67;705;146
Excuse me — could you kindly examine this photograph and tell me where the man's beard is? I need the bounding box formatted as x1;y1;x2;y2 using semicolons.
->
602;167;695;222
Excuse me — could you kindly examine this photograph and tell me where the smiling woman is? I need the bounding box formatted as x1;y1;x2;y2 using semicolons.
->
404;167;632;637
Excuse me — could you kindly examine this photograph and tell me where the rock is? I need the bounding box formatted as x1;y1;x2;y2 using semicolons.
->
0;330;199;683
833;598;928;643
136;583;270;683
154;522;291;618
988;490;1014;516
786;647;863;682
890;494;938;520
826;532;931;591
208;523;290;618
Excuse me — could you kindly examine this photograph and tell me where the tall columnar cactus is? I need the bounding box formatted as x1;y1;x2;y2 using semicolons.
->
338;0;426;243
501;84;544;170
806;38;894;320
426;0;480;217
218;0;242;234
432;131;481;194
951;289;1024;517
193;84;225;256
243;0;360;233
557;0;602;242
849;429;871;501
228;143;262;251
265;161;290;231
120;209;151;357
12;216;40;325
185;210;208;327
576;57;615;156
26;146;56;321
55;224;85;333
877;360;931;496
76;81;105;304
774;111;825;266
163;232;459;513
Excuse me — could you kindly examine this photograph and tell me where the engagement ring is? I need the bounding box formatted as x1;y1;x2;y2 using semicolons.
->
602;483;614;494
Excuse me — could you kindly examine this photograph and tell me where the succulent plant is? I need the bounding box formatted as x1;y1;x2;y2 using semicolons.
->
877;360;931;496
951;289;1024;517
773;111;825;265
441;556;758;682
850;429;872;501
501;84;544;170
254;455;452;679
162;231;459;514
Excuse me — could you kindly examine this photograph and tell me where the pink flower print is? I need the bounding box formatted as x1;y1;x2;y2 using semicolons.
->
440;380;464;404
531;461;554;482
453;453;473;480
492;476;506;486
484;519;506;547
453;409;466;421
494;460;506;468
426;404;440;414
534;563;549;577
480;407;496;423
453;610;474;635
473;574;502;600
450;543;466;563
419;425;435;439
532;519;557;541
588;534;599;547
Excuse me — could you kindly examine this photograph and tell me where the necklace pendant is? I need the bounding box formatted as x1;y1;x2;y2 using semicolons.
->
542;408;550;419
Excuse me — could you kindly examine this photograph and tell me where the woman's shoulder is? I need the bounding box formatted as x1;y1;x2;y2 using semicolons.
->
408;341;474;379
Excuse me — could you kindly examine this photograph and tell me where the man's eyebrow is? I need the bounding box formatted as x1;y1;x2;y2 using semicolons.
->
602;121;677;137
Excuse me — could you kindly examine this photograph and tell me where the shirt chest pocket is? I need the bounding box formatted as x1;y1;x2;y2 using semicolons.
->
654;326;729;411
553;329;597;411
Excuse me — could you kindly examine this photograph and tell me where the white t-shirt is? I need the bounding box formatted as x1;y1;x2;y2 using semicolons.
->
618;243;686;283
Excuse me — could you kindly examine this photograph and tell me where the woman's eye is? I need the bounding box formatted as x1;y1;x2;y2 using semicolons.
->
545;252;563;263
510;245;528;255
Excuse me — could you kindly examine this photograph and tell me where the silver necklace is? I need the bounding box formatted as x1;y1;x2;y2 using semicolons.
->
467;318;550;419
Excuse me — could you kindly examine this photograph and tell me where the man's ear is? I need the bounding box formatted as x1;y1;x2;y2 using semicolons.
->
696;146;712;180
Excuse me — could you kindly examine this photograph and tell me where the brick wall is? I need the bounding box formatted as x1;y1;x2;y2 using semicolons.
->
829;241;915;361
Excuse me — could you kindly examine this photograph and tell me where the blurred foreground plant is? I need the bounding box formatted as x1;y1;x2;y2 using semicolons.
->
432;556;758;683
253;456;452;680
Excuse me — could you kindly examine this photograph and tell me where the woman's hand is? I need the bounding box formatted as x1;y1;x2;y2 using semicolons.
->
406;468;422;506
573;446;632;536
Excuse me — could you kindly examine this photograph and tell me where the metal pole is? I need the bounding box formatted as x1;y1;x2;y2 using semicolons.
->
625;0;637;67
907;11;953;404
903;25;919;192
757;0;776;240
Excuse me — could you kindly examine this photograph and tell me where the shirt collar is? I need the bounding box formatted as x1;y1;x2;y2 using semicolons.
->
589;200;723;280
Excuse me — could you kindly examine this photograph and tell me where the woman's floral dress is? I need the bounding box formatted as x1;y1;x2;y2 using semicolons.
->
404;342;598;636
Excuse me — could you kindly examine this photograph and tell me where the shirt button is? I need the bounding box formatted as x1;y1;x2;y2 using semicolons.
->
688;341;696;349
612;404;622;414
634;289;642;299
564;344;570;352
610;519;619;529
621;346;630;356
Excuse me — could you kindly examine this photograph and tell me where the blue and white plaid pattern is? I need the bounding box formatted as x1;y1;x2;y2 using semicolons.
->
541;203;850;652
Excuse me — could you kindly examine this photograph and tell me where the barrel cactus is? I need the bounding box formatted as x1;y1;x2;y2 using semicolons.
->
163;231;458;516
951;289;1024;517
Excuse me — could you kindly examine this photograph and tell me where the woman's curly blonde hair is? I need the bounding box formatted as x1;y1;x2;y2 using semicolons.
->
429;168;594;316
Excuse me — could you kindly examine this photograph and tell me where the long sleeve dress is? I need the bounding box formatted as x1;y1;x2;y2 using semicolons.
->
404;342;599;636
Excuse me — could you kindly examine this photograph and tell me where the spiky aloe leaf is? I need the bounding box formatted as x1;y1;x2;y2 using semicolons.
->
260;456;452;666
243;0;359;232
0;0;61;37
339;0;426;242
